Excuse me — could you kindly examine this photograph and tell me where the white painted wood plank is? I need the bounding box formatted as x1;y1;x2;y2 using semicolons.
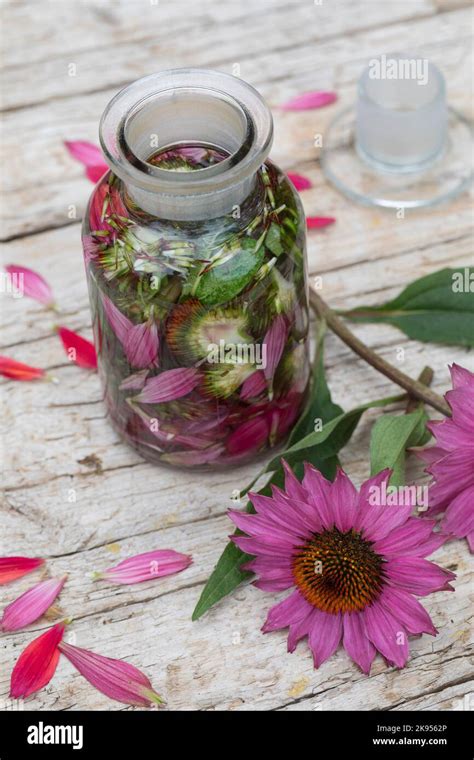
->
1;0;434;74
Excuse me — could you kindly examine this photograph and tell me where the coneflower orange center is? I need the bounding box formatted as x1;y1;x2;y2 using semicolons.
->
292;527;385;614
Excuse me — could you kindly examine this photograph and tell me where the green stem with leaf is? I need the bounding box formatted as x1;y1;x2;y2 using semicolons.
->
309;289;451;417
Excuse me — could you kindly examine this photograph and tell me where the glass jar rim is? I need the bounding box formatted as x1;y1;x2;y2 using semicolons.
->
99;69;273;197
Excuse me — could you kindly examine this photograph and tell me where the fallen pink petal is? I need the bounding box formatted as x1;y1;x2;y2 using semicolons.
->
280;91;337;111
4;265;55;307
58;641;164;707
0;557;44;585
95;549;192;585
287;172;312;191
57;327;97;370
65;140;108;183
307;216;336;229
10;622;66;699
135;367;200;404
0;356;47;381
1;577;67;631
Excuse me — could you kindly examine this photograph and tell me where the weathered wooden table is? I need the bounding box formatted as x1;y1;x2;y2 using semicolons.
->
1;0;472;711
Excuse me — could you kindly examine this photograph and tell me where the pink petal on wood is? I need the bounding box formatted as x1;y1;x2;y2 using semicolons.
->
57;326;97;369
307;216;336;229
4;265;54;307
58;641;164;707
135;367;200;404
10;622;66;699
95;550;192;585
0;356;46;381
65;141;108;183
287;172;312;191
280;91;337;111
0;557;45;585
1;577;66;631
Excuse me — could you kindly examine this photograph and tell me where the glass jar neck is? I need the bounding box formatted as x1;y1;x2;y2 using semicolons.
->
99;69;273;222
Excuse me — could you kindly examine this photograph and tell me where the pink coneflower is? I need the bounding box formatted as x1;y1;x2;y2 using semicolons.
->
229;464;453;672
419;363;474;552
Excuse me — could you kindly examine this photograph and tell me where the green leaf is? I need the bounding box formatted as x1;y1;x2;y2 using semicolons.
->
369;407;430;487
194;238;265;306
341;268;474;347
264;392;405;474
265;222;284;256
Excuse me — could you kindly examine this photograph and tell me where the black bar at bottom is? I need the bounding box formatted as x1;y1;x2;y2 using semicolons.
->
0;709;470;758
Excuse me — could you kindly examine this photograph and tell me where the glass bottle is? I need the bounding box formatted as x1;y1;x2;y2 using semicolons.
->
82;69;310;468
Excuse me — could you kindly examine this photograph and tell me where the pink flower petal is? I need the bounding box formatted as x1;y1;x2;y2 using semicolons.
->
226;415;270;456
0;557;44;585
4;265;54;307
342;612;376;674
307;216;336;229
378;587;437;636
10;622;66;699
101;294;133;345
308;609;343;668
441;485;474;540
262;589;311;633
449;362;474;390
102;296;159;368
124;320;159;369
57;326;97;370
96;550;192;585
86;165;107;183
89;183;128;237
330;467;358;532
280;91;337;111
363;602;409;668
287;172;312;191
119;369;149;391
263;314;287;382
1;577;66;631
58;641;164;707
65;140;108;183
385;557;455;596
135;367;200;404
240;369;267;400
372;518;439;557
0;355;47;381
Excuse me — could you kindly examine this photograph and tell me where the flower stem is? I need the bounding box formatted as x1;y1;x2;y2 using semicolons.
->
309;289;451;417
